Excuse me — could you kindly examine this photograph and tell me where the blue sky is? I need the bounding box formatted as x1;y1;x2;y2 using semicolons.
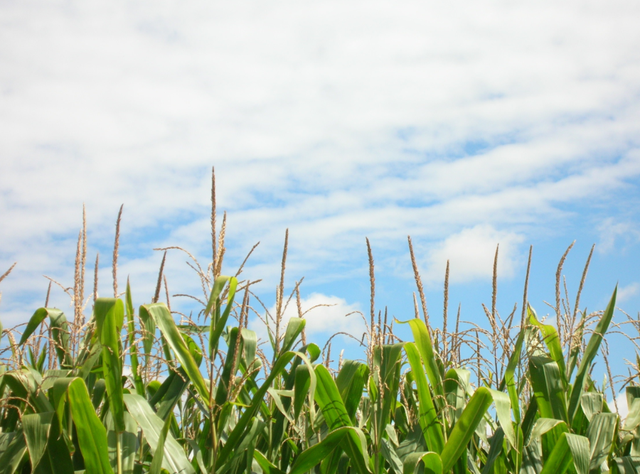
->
1;0;640;406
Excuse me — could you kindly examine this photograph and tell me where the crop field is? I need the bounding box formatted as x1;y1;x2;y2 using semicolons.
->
1;173;639;474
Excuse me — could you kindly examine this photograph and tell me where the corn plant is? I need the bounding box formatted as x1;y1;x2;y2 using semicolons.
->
1;169;639;474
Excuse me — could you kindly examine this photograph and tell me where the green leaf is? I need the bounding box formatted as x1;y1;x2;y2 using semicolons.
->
216;417;265;474
315;364;353;429
138;305;156;368
294;364;311;421
500;321;527;425
612;456;640;474
402;452;443;474
487;388;517;450
254;451;286;474
586;413;617;471
624;386;640;432
381;437;403;474
404;342;444;454
19;308;72;368
94;298;126;433
528;418;568;445
52;377;75;430
373;343;404;439
240;327;258;368
529;306;568;390
106;411;137;474
0;431;27;474
444;368;470;421
529;355;568;422
290;426;370;474
314;365;372;474
440;387;493;473
214;327;241;407
22;412;53;471
141;303;210;403
580;392;603;423
19;308;49;345
566;312;586;383
125;282;145;397
68;378;114;474
153;369;190;421
149;413;173;474
36;412;74;474
481;427;505;474
207;276;238;358
281;317;306;354
336;360;369;424
539;432;590;474
568;287;617;425
217;351;296;465
123;393;195;474
398;318;444;402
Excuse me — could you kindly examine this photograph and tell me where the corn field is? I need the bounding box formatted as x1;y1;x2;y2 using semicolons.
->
1;171;639;474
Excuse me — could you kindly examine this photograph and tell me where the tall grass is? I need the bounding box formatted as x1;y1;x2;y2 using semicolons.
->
0;168;639;474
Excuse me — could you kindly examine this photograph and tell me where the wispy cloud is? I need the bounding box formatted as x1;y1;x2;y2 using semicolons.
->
617;282;640;304
421;225;525;285
249;292;365;348
1;0;640;326
597;217;640;255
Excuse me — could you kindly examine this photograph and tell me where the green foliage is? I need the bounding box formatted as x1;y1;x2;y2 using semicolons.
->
0;193;637;473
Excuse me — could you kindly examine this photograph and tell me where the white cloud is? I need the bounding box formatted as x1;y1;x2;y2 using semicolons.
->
597;217;640;255
422;225;525;285
617;282;640;304
249;292;366;347
610;392;629;421
1;0;640;325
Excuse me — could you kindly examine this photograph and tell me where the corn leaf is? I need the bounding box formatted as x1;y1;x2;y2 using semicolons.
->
529;355;568;422
568;286;617;425
22;412;53;471
612;456;640;473
314;364;372;474
68;378;114;474
125;282;145;396
294;364;311;421
290;427;360;474
281;317;305;354
539;432;590;474
440;387;493;473
586;412;617;471
336;360;369;424
207;276;237;358
404;342;444;454
529;307;568;390
254;451;286;474
106;411;138;474
142;303;210;403
402;452;443;474
94;298;126;433
217;351;296;465
123;393;195;474
528;418;568;444
487;388;517;450
149;412;173;474
399;318;444;402
0;431;27;474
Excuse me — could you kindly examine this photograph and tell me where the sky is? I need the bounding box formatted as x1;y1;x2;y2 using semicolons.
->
1;0;640;402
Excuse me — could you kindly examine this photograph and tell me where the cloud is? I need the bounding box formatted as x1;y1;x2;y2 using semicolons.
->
597;217;640;254
422;225;525;285
248;292;366;347
617;282;640;304
1;0;640;325
610;392;629;421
